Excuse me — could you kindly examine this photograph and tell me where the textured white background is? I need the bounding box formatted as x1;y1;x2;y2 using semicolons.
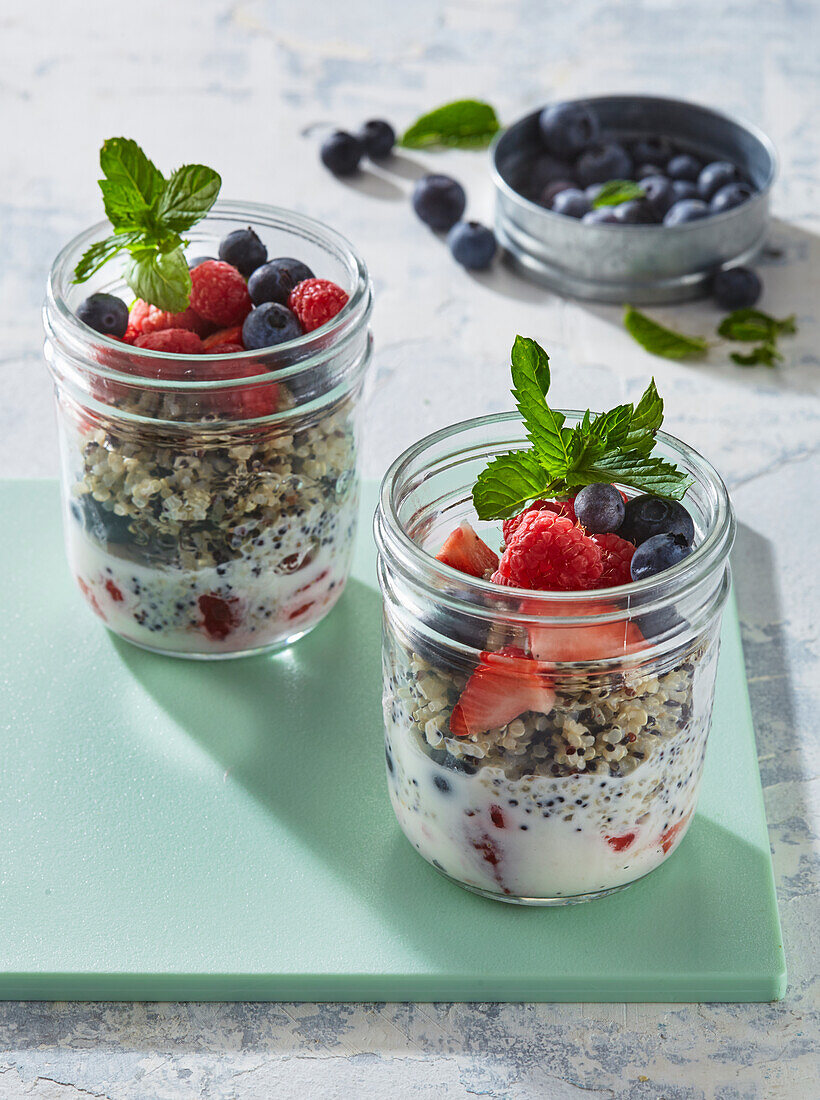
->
1;1;818;1097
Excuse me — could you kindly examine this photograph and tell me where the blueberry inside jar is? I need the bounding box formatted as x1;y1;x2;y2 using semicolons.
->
45;202;372;657
375;340;734;903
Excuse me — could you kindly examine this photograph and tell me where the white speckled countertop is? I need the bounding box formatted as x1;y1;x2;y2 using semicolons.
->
1;1;818;1096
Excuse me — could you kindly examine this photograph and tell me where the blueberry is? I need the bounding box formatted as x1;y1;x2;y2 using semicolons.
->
242;303;302;349
631;136;673;168
551;188;591;218
248;257;315;306
582;208;619;225
189;255;216;269
620;494;695;546
538;102;600;158
636;164;664;182
357;118;395;159
640;175;676;218
712;266;762;310
710;181;754;214
412;174;466;231
667;154;702;182
218;227;267;277
433;774;451;793
575;141;632;187
663;199;710;226
530;155;577;192
585;182;606;202
539;180;576;208
697;161;739;201
612;199;655;224
320;130;364;176
671;179;699;201
630;532;692;581
428;747;478;775
385;746;394;774
76;293;129;338
574;483;625;533
447;221;497;270
73;494;134;546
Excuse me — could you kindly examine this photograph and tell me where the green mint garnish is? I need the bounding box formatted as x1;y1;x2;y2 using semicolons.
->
472;336;692;520
730;344;782;367
73;138;222;312
623;306;709;360
592;180;646;208
717;308;796;343
399;99;501;150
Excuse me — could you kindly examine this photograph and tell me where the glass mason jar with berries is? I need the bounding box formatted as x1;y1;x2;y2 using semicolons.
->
44;202;372;657
374;411;735;904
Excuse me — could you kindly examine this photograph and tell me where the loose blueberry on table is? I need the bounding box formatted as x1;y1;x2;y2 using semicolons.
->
67;138;358;656
383;335;717;902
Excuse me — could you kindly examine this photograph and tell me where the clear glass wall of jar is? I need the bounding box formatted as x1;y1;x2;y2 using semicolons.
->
375;413;735;904
44;203;372;658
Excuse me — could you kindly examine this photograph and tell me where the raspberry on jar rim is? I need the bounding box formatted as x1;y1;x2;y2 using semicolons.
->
288;278;349;333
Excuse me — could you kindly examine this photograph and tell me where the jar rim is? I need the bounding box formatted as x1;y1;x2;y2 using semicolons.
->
44;200;372;390
375;410;735;625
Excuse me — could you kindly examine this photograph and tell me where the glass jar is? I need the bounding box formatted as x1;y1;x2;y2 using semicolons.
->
374;413;735;904
44;202;372;658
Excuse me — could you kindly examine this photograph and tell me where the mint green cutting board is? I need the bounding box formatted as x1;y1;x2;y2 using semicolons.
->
0;479;785;1002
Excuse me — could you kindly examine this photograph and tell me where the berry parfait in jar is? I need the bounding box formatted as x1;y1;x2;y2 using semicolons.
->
375;336;735;904
44;139;372;658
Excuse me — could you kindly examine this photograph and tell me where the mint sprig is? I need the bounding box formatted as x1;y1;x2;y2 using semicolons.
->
592;180;646;208
472;337;691;520
400;99;500;150
624;306;709;360
73;138;222;312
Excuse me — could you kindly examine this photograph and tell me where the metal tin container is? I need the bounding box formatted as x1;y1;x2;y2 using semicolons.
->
491;94;777;303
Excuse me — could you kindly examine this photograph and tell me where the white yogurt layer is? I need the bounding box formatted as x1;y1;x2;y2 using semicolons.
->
66;491;357;654
385;707;708;899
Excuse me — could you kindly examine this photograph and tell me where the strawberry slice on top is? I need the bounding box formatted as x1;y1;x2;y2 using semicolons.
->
436;522;499;579
449;646;556;737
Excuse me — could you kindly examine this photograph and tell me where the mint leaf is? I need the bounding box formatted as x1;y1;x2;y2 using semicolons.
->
592;180;645;208
99;137;165;212
472;451;555;521
73;233;138;283
566;452;692;500
125;246;191;313
509;337;570;470
624;306;709;360
718;309;796;343
730;343;782;367
620;379;664;454
157;164;222;232
400;99;501;149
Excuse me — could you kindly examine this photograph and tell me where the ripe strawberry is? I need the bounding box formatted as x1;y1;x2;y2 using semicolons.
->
218;359;279;418
190;260;252;326
449;646;556;737
525;597;645;662
288;278;348;333
592;533;635;588
435;522;499;578
492;509;602;591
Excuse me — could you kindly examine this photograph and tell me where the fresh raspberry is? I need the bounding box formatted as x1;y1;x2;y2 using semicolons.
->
202;325;244;351
501;497;576;545
190;260;252;326
592;533;635;588
121;324;139;345
133;329;204;354
208;355;279;419
288;278;348;333
129;300;210;337
491;509;602;591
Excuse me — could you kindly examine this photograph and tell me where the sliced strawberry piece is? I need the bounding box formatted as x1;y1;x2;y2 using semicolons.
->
449;645;555;737
606;832;636;852
525;598;645;662
202;325;244;351
435;522;499;578
660;812;692;854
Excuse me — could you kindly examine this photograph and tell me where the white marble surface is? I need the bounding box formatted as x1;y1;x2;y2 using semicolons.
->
1;0;819;1096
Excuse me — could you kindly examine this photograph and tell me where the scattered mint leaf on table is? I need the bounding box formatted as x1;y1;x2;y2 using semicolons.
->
730;344;782;367
400;99;501;149
472;336;692;520
592;180;646;208
718;308;797;342
73;138;222;311
623;306;709;360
